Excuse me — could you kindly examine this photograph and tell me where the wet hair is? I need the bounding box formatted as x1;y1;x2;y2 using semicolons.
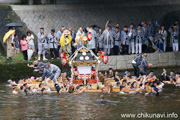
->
76;85;81;90
116;82;120;86
20;86;24;90
120;86;124;90
41;88;46;93
127;82;131;86
54;83;60;93
100;95;104;99
148;82;152;85
23;83;27;87
28;86;31;90
39;83;42;88
12;85;17;89
157;80;160;85
131;81;136;88
68;86;74;93
153;80;157;85
24;88;28;94
122;80;127;83
145;82;148;85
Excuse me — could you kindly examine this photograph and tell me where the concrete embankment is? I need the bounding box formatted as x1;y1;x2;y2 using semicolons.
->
99;52;180;71
0;51;179;81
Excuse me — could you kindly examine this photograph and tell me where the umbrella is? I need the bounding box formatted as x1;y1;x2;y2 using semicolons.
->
3;30;15;43
6;22;23;27
28;49;34;60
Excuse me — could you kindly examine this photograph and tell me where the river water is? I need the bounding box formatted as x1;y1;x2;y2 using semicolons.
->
0;83;180;120
0;67;180;120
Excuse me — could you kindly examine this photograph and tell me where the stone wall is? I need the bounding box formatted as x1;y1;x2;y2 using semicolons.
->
99;52;180;71
10;1;180;35
0;5;33;55
0;0;20;4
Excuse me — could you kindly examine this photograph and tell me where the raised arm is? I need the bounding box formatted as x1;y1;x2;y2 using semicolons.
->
105;20;109;29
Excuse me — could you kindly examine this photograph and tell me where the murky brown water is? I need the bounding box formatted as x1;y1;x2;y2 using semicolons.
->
0;83;180;120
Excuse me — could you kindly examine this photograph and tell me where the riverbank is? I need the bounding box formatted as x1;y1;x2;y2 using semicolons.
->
0;51;179;81
0;59;70;81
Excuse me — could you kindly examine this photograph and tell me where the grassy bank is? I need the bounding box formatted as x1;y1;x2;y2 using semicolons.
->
0;58;70;82
0;53;25;63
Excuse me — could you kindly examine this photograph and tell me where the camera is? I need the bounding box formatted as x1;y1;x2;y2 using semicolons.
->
65;34;68;38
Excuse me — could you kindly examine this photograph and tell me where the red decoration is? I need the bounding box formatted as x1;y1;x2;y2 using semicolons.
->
103;55;108;64
87;32;92;40
61;52;65;58
100;51;104;57
74;70;79;76
62;58;67;66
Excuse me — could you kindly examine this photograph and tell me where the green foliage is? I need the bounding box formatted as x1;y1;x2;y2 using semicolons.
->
0;59;70;81
0;53;6;62
5;13;10;23
0;52;25;63
12;53;25;62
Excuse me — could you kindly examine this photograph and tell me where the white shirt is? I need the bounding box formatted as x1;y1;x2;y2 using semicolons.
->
26;35;35;46
157;83;164;89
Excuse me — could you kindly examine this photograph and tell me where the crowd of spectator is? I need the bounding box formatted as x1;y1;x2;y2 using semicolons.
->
6;19;180;61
